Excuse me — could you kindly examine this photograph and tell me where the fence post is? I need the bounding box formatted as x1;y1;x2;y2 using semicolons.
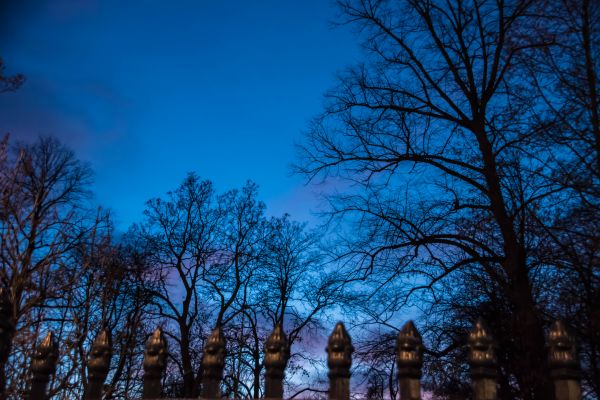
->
29;332;58;400
548;320;581;400
201;325;226;400
264;324;290;399
467;318;497;400
326;322;353;400
0;288;15;395
84;329;112;400
142;327;167;399
396;321;422;400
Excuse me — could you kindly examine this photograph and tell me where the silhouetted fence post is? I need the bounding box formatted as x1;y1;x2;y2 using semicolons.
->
83;330;112;400
201;325;226;400
264;324;290;399
29;332;58;400
6;315;592;400
326;322;353;400
0;288;14;396
142;327;167;399
548;320;581;400
396;321;422;400
468;319;497;400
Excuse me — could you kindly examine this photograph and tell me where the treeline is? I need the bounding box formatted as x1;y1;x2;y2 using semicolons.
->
0;135;346;398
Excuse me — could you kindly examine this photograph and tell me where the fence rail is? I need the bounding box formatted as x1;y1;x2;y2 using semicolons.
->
0;291;582;400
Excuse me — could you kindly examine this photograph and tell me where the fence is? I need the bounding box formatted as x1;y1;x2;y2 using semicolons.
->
0;293;583;400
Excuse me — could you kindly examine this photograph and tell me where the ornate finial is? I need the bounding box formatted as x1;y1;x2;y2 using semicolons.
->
0;287;14;361
265;324;290;378
548;320;580;380
326;322;354;379
467;318;497;379
143;327;167;377
396;320;423;379
31;332;59;377
88;329;112;378
202;325;226;378
202;325;227;399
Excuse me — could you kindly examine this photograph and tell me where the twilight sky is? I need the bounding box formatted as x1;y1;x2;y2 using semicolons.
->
0;0;359;229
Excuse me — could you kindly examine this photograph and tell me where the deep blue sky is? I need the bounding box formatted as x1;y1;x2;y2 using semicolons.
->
0;0;359;229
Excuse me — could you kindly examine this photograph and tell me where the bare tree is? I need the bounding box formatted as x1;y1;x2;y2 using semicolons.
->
134;173;218;397
523;1;600;396
62;226;155;400
0;136;98;396
225;215;344;399
297;0;562;398
208;182;269;399
136;177;272;397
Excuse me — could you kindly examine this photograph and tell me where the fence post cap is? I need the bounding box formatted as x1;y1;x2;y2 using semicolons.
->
88;329;112;375
205;325;226;350
548;319;580;380
468;318;497;379
31;331;59;375
326;322;353;378
265;323;290;374
396;320;423;379
143;327;168;373
202;325;226;378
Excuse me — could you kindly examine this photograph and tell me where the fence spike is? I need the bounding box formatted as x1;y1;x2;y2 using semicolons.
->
142;327;167;399
548;320;581;400
468;318;497;400
326;322;353;400
84;329;112;400
264;324;290;399
396;320;422;400
29;332;59;400
201;325;226;400
0;288;15;394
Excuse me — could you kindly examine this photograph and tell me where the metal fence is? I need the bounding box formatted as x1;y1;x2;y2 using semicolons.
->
2;315;582;400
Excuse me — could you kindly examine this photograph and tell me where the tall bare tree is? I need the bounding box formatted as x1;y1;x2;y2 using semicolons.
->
134;173;219;397
0;136;98;396
225;215;345;399
297;0;563;398
524;0;600;396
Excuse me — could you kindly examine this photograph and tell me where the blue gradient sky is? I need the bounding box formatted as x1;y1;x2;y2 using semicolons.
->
0;0;359;229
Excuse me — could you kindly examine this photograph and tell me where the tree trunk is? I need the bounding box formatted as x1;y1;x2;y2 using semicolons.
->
180;327;196;397
475;120;554;399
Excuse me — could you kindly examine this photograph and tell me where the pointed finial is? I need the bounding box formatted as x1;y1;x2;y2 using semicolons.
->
143;327;168;375
265;324;290;377
396;320;423;379
548;320;580;380
264;324;290;398
31;332;59;376
202;325;226;378
468;318;497;379
143;327;168;398
326;322;354;379
202;325;227;399
88;329;112;377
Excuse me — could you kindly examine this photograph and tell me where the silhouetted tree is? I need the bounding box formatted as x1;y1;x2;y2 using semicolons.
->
297;0;575;398
133;174;219;397
0;136;99;396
